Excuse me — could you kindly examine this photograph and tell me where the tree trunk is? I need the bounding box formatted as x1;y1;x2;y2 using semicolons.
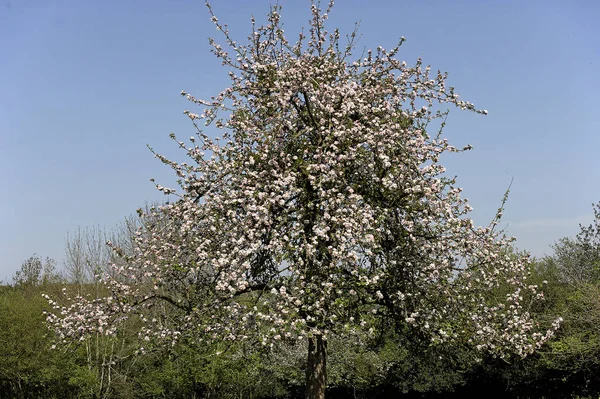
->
306;335;327;399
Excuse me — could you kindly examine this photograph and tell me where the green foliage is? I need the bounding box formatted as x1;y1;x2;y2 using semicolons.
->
5;212;600;398
464;203;600;399
0;283;74;398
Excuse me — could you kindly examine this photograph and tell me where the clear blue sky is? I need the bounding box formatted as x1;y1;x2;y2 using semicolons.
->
1;0;599;282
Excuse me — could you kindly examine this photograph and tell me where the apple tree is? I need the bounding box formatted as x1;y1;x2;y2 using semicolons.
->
46;2;560;398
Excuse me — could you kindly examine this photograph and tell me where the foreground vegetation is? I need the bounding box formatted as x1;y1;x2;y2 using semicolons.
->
1;203;600;398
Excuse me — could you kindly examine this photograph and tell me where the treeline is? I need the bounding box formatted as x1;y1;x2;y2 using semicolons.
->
2;204;600;399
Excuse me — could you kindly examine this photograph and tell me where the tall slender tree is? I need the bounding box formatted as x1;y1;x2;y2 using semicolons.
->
46;2;560;398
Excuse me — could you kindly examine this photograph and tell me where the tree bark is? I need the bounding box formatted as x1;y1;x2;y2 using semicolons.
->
305;335;327;399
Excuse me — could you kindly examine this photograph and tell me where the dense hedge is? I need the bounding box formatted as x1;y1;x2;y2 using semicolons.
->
3;204;600;399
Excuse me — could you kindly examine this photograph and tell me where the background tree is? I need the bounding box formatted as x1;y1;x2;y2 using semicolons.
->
528;203;600;397
64;226;109;288
46;2;560;398
64;203;160;289
57;204;167;398
453;203;600;399
13;254;58;288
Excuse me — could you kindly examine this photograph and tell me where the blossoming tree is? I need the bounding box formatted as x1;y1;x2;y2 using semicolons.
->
46;2;560;398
